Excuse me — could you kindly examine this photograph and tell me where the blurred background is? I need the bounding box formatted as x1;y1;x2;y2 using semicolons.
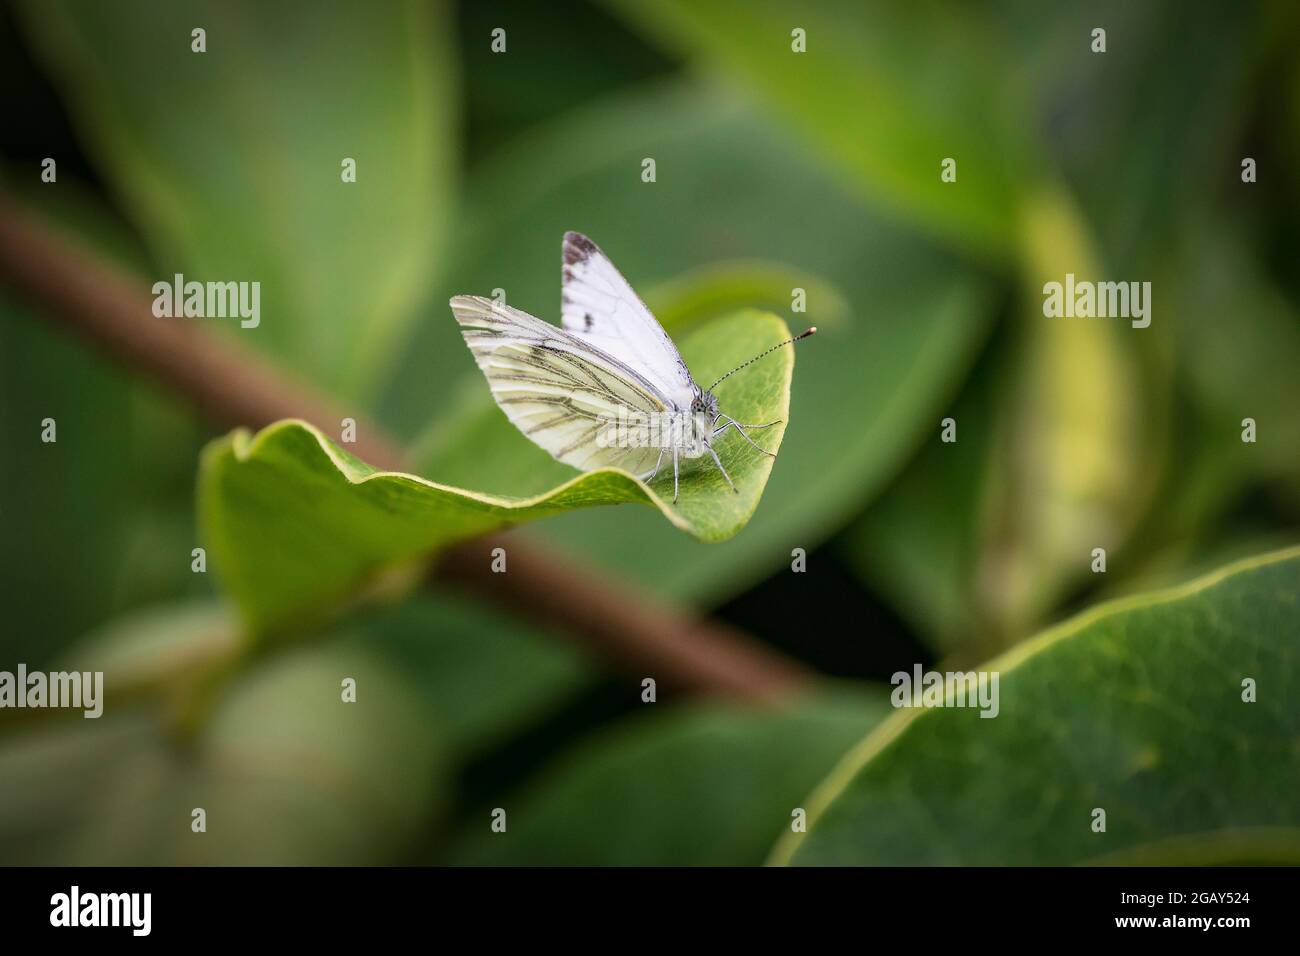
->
1;0;1298;864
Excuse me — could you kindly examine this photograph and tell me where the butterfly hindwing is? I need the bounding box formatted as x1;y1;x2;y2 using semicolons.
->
560;231;696;407
451;294;666;477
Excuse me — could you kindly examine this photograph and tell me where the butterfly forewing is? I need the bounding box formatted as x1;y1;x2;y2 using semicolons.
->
451;294;666;476
560;231;696;407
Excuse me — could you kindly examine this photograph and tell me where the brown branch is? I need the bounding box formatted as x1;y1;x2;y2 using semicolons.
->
0;191;814;703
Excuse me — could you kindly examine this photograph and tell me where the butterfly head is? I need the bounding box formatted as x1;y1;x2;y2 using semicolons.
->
691;389;720;419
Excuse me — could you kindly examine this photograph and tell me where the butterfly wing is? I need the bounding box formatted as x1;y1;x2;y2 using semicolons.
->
451;294;667;477
560;231;696;407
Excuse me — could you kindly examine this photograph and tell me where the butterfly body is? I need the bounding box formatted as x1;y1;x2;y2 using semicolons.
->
622;404;715;459
452;232;810;503
678;392;720;458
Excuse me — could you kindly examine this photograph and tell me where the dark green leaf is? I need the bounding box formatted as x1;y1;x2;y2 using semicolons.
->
778;547;1300;865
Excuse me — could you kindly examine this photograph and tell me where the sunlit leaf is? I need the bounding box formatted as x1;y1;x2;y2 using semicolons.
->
201;310;796;633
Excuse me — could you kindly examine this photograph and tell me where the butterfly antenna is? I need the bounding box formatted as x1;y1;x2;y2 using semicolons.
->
706;327;817;392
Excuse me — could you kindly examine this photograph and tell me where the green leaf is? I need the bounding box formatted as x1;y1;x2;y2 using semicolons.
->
451;687;890;866
200;310;795;633
602;0;1030;258
776;546;1300;866
19;0;455;399
383;82;994;607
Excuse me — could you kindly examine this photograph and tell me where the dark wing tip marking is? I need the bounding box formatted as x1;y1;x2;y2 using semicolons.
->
563;231;599;266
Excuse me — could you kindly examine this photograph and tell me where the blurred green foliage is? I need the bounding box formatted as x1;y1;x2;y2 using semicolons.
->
1;0;1297;865
21;0;456;399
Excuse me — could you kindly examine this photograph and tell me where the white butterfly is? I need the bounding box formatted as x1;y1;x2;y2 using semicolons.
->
451;232;814;503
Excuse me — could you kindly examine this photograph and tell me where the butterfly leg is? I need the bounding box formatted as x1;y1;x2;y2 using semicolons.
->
639;449;665;483
713;417;778;458
730;417;782;434
672;448;680;503
706;443;738;494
